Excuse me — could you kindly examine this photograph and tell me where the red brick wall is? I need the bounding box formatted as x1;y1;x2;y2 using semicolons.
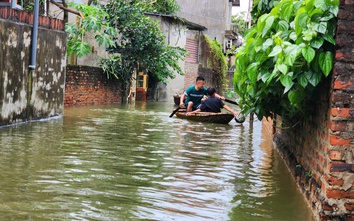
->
65;65;122;106
264;1;354;220
184;62;199;89
183;35;224;94
0;7;64;30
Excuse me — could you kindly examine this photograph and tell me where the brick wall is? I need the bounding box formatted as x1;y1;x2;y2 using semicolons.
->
264;1;354;220
0;7;65;30
183;34;225;94
184;62;199;89
65;65;122;106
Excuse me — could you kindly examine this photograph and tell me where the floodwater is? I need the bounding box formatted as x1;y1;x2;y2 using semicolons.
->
0;102;315;221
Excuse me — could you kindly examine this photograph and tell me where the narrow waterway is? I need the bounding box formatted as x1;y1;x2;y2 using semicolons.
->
0;102;314;221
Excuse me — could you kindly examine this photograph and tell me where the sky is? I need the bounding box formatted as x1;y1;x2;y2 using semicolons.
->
232;0;252;19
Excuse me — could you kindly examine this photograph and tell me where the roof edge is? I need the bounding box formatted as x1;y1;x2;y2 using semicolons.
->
145;12;207;31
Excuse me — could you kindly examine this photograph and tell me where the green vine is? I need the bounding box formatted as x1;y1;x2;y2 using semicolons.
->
234;0;338;120
202;34;228;91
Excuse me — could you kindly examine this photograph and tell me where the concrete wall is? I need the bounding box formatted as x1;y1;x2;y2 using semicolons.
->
0;7;66;126
263;1;354;220
148;15;187;102
176;0;230;44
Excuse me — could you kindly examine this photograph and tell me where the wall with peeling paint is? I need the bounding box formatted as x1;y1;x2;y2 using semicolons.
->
0;8;66;126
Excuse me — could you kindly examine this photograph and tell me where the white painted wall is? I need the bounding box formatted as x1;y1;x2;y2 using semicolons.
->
151;15;188;102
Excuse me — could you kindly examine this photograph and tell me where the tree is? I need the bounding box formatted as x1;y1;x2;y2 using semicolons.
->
250;0;279;23
146;0;180;14
101;0;187;102
64;0;187;102
231;12;247;36
65;3;117;58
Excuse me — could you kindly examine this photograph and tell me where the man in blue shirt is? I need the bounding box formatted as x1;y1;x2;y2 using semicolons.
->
179;76;224;112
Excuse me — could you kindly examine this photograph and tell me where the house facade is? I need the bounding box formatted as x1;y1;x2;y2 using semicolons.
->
170;0;240;100
46;0;240;103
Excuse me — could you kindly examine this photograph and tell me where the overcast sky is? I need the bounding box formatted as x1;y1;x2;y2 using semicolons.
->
232;0;252;17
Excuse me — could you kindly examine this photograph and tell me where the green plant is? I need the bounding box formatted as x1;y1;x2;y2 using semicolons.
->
146;0;180;15
101;0;187;102
65;3;117;57
251;0;280;22
232;12;248;36
202;35;228;91
307;170;313;177
234;0;338;120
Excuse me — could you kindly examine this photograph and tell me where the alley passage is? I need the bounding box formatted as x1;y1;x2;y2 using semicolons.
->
0;102;314;221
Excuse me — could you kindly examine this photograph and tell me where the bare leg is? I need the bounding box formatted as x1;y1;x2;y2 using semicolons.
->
186;101;194;112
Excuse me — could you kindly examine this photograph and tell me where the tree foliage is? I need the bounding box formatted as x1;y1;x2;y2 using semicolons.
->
101;0;187;101
232;12;247;36
65;0;187;102
251;0;279;22
234;0;338;120
201;35;228;90
147;0;180;15
65;3;117;57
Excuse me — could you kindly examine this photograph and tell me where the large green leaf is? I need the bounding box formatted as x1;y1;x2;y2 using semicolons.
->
236;52;248;71
305;0;315;11
246;63;260;83
268;46;283;57
75;41;92;58
288;89;304;109
329;5;339;16
289;32;297;41
319;51;333;77
281;0;294;22
277;64;288;74
301;46;315;63
280;74;293;89
314;22;327;34
261;71;273;83
284;45;301;66
297;11;309;29
278;20;290;31
298;73;309;88
310;8;325;22
314;0;328;10
323;34;336;45
262;16;275;37
266;71;279;85
310;37;324;49
262;38;274;50
257;14;269;32
305;71;322;86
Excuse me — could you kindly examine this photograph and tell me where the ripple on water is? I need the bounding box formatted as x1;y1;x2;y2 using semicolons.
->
0;104;315;221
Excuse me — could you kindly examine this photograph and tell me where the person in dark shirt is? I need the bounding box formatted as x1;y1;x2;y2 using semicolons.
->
187;87;238;116
179;76;224;112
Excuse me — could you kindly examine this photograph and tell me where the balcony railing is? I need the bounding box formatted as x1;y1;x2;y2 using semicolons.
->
225;23;238;39
229;23;238;33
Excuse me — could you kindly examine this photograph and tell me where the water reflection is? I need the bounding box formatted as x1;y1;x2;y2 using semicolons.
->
0;103;314;221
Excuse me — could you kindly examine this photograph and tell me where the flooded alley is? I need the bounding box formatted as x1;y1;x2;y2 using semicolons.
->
0;102;314;221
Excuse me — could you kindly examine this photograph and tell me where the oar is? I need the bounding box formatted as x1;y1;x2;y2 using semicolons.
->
222;98;245;123
169;107;181;118
224;98;238;105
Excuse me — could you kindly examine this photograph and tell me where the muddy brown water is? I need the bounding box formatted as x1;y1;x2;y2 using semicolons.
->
0;102;314;221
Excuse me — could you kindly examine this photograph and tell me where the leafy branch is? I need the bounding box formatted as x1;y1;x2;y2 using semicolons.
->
234;0;338;120
65;3;117;58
